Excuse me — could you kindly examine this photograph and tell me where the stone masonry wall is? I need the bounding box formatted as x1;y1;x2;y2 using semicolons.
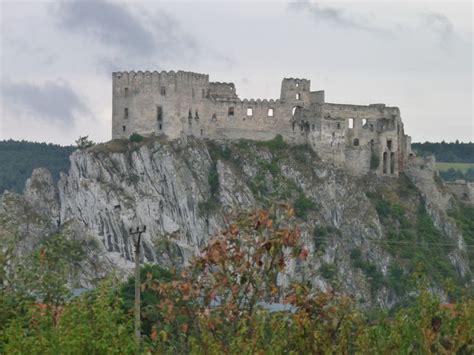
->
111;70;412;176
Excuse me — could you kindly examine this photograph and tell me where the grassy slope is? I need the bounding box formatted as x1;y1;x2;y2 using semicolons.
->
436;162;474;172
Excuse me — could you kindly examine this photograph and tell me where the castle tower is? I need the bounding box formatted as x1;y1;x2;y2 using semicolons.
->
280;78;311;107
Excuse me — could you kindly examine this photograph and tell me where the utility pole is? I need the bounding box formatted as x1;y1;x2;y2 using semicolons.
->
130;225;146;349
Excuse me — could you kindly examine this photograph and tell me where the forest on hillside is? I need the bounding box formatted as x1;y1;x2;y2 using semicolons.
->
412;141;474;163
0;140;75;193
412;142;474;182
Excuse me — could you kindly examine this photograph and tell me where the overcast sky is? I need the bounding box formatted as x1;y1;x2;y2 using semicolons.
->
0;0;472;145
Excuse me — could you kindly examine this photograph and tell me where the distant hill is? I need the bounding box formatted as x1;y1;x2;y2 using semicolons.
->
0;140;76;193
412;141;474;182
412;141;474;163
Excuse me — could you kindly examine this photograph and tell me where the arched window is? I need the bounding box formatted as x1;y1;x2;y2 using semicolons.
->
296;93;301;100
362;118;367;127
228;107;234;116
292;106;297;116
247;107;253;116
267;108;274;117
353;138;359;146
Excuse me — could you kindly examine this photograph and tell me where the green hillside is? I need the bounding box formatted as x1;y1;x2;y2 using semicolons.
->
412;142;474;182
0;140;75;193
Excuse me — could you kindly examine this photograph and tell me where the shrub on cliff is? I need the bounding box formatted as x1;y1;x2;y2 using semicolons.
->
129;133;144;143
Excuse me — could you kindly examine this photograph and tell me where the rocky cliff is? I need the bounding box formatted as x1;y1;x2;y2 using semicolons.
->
1;136;471;307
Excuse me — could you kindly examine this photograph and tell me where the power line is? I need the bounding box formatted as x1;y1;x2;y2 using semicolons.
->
311;236;474;249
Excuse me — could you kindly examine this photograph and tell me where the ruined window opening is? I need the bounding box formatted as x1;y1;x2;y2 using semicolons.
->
337;123;341;129
390;152;395;174
383;152;388;174
212;113;217;122
296;93;301;100
202;89;205;98
353;138;359;146
159;124;162;130
156;106;163;121
228;107;234;116
124;87;129;97
247;107;253;116
292;121;296;131
160;86;166;96
195;110;199;120
296;82;299;88
362;118;367;127
268;108;274;117
192;88;195;98
292;106;297;116
312;124;315;131
348;118;354;129
188;109;193;120
370;139;375;147
387;139;392;150
122;125;126;132
124;108;128;119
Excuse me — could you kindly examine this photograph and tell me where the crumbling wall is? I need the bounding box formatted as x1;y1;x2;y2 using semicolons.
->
111;70;412;177
446;181;474;204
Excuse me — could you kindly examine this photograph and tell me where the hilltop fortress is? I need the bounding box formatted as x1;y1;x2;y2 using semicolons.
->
112;70;413;176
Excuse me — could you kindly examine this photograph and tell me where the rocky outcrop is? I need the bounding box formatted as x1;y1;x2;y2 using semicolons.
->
1;137;470;306
406;156;471;278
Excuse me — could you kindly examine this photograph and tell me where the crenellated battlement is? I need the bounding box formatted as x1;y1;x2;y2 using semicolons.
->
113;70;209;87
111;69;412;178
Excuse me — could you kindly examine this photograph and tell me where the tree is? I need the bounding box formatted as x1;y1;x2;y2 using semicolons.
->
75;136;95;150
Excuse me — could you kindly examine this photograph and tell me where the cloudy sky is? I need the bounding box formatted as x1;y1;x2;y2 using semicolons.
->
0;0;472;145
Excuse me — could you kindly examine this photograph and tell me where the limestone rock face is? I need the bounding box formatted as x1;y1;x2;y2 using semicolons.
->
24;167;60;225
1;137;471;306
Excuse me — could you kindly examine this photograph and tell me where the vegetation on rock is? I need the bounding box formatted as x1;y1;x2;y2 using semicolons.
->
1;205;472;353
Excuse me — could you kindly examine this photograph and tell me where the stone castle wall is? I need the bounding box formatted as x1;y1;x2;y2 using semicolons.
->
445;180;474;204
112;70;412;176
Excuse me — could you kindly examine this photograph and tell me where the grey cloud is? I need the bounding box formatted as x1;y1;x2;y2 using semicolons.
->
1;81;89;124
289;0;388;34
55;0;198;59
420;11;455;48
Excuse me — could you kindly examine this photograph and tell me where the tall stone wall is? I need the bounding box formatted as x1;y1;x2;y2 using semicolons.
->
112;70;209;139
111;70;412;177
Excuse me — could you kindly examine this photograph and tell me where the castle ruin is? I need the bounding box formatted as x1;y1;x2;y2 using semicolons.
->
112;70;413;176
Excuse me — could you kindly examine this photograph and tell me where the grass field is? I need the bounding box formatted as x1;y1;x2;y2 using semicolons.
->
436;162;474;172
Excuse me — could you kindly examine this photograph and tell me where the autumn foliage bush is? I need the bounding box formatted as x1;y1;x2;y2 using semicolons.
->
1;205;472;354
